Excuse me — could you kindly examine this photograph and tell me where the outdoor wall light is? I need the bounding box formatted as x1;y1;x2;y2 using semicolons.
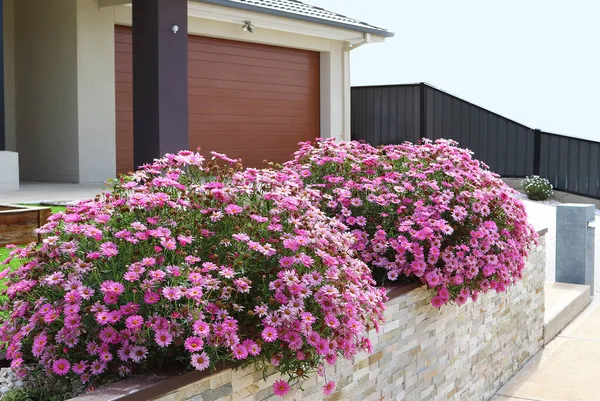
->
171;24;179;34
242;21;254;33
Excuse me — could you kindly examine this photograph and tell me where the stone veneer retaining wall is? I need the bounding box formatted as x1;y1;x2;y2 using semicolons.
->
73;230;546;401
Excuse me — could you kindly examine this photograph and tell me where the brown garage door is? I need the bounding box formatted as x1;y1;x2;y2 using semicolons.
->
114;25;320;174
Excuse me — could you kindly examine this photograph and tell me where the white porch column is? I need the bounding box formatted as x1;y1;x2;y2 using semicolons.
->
75;0;116;183
342;46;351;141
320;43;347;141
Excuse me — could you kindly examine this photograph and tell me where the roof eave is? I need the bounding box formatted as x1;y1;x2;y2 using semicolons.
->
191;0;394;38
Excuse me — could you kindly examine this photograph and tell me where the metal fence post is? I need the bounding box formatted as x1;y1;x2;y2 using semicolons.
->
533;128;542;176
419;83;426;140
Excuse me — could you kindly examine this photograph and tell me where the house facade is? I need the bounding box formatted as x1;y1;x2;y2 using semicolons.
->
0;0;391;188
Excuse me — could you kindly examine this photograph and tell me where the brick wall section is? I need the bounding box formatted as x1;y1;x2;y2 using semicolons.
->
153;233;546;401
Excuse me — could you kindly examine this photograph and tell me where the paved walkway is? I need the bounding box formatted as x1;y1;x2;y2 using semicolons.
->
494;199;600;400
0;182;104;204
492;299;600;401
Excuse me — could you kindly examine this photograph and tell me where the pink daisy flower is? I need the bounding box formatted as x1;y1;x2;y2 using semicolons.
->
99;242;118;258
125;315;144;331
144;291;160;304
162;287;182;301
243;339;261;356
72;361;87;375
190;352;210;371
232;345;248;360
261;326;278;343
273;380;290;397
154;330;173;347
184;337;204;352
99;351;113;362
130;346;148;363
90;360;107;375
224;204;243;215
431;295;445;308
99;327;118;344
52;359;70;376
193;320;210;338
323;381;336;396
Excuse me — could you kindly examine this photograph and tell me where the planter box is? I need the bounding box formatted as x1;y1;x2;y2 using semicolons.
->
0;204;52;246
71;229;548;401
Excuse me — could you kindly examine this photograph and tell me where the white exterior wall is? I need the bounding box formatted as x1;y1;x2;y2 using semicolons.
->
14;0;80;182
9;0;366;183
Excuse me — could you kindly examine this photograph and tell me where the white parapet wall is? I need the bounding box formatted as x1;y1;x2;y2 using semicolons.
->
0;151;19;191
76;229;547;401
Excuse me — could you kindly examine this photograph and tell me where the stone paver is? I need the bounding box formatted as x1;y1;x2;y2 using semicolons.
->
496;300;600;401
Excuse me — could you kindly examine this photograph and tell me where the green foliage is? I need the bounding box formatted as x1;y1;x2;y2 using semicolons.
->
2;388;62;401
1;369;86;401
522;175;553;201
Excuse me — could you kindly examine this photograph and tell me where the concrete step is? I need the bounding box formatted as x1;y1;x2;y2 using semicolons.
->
544;281;591;344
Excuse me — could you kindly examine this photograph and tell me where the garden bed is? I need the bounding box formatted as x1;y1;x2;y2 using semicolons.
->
0;204;51;247
70;229;547;401
0;142;542;401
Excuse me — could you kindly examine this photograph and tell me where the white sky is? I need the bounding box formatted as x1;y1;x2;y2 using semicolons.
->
309;0;600;141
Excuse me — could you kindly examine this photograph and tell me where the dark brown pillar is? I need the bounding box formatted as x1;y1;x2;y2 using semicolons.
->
132;0;188;168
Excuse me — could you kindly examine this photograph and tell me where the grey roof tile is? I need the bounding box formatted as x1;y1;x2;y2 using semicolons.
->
196;0;393;37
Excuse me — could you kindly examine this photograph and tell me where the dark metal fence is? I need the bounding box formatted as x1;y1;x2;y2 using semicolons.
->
539;131;600;198
351;83;600;199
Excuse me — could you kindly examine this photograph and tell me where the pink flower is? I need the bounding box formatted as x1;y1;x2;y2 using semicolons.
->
100;280;125;296
243;339;261;356
324;314;339;328
323;380;336;396
273;380;290;397
177;235;194;246
225;204;243;215
232;345;248;360
431;296;445;308
144;291;160;304
125;315;144;331
154;330;173;347
99;327;118;344
99;242;118;258
261;326;278;343
90;360;107;375
130;346;148;363
184;337;204;352
190;352;210;371
52;359;70;376
162;287;182;301
193;320;210;337
95;311;111;325
72;361;87;375
315;339;330;355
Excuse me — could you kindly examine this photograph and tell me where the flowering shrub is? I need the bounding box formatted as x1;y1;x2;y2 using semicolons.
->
0;151;386;397
283;139;538;307
522;175;553;201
